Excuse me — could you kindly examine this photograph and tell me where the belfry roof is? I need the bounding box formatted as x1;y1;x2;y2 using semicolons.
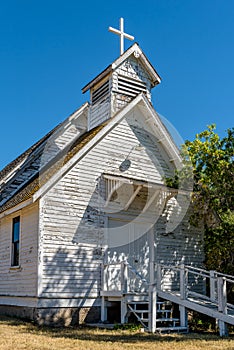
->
82;43;161;94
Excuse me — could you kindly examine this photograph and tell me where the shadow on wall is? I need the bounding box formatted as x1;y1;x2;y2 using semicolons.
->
39;117;199;325
40;169;202;326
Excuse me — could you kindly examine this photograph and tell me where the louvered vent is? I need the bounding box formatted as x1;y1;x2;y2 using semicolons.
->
91;80;110;105
117;75;147;97
88;79;111;131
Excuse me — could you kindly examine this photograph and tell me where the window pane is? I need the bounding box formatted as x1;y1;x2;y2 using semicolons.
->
12;216;20;266
13;217;20;243
14;242;19;266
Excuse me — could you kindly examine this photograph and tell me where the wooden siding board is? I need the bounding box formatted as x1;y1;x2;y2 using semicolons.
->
40;112;173;302
0;202;39;300
3;106;199;307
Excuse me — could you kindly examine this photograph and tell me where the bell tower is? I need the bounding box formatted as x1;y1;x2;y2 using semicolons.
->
82;19;161;131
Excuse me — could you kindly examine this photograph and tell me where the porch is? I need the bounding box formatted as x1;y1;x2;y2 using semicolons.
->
100;261;234;336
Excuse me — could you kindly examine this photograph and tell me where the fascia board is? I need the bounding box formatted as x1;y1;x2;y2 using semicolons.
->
139;94;182;168
0;198;33;218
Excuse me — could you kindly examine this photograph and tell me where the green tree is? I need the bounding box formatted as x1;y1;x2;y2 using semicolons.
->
184;125;234;274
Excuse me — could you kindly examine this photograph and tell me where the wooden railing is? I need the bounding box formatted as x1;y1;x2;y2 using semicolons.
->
101;261;149;324
101;262;234;335
101;261;148;295
157;264;234;305
157;264;234;335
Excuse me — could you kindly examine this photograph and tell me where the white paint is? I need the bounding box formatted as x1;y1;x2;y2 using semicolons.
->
109;18;134;55
0;202;39;304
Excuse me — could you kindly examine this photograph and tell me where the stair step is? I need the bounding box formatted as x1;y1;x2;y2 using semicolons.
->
131;309;173;314
156;326;188;333
157;301;172;305
156;318;180;322
131;309;149;313
128;301;148;304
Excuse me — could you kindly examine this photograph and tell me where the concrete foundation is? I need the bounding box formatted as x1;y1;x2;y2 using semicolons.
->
0;305;101;326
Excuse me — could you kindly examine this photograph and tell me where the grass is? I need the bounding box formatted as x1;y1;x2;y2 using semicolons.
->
0;316;234;350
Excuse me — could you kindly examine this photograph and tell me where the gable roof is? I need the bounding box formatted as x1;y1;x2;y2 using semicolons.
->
0;102;89;214
0;102;89;187
0;123;104;215
0;93;181;216
0;124;61;185
82;43;161;94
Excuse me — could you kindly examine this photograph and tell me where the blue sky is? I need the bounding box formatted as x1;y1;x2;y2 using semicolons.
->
0;0;234;170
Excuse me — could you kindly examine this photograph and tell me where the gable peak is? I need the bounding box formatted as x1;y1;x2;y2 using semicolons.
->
82;34;161;131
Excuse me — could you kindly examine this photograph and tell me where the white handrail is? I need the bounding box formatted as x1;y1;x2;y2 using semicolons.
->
159;263;234;283
157;263;234;309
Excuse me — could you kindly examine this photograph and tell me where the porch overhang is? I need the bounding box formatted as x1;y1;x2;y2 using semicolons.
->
102;174;180;210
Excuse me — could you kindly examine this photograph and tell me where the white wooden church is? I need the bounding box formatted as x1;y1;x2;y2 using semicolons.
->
0;19;233;334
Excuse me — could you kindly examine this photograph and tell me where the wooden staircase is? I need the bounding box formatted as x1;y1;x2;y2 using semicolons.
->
100;261;234;336
126;299;188;333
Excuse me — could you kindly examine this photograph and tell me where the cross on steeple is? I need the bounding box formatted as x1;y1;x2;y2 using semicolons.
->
108;18;134;55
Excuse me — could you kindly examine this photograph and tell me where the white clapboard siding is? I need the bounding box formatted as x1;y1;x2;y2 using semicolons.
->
155;199;204;292
40;109;175;302
0;202;39;299
88;100;110;131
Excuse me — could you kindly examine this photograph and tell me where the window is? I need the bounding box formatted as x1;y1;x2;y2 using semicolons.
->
12;216;20;266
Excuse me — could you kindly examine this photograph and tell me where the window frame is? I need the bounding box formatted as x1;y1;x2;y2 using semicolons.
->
11;216;20;267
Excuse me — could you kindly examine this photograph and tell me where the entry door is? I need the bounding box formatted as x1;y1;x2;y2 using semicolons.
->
106;217;151;287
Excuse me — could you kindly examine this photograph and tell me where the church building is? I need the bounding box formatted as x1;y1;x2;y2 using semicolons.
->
0;19;207;331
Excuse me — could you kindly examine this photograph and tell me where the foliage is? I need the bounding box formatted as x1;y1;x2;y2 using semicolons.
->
189;312;216;332
166;125;234;274
184;125;234;274
185;125;234;217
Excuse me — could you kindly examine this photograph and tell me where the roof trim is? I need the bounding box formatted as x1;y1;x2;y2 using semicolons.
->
112;43;161;86
0;122;102;214
0;198;33;219
82;43;161;94
82;65;112;94
138;94;181;167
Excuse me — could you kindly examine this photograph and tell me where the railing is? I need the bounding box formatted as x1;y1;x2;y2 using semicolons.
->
101;261;148;295
101;262;234;335
100;261;149;325
157;263;234;314
101;262;234;308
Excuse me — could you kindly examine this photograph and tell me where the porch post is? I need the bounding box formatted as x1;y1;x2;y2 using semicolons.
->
148;226;156;332
210;270;216;302
217;277;228;336
120;262;128;324
100;263;107;322
179;264;188;328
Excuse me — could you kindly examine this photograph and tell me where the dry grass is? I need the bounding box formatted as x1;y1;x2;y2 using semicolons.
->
0;316;234;350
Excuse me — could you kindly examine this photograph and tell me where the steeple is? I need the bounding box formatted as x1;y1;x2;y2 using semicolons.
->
82;21;161;131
